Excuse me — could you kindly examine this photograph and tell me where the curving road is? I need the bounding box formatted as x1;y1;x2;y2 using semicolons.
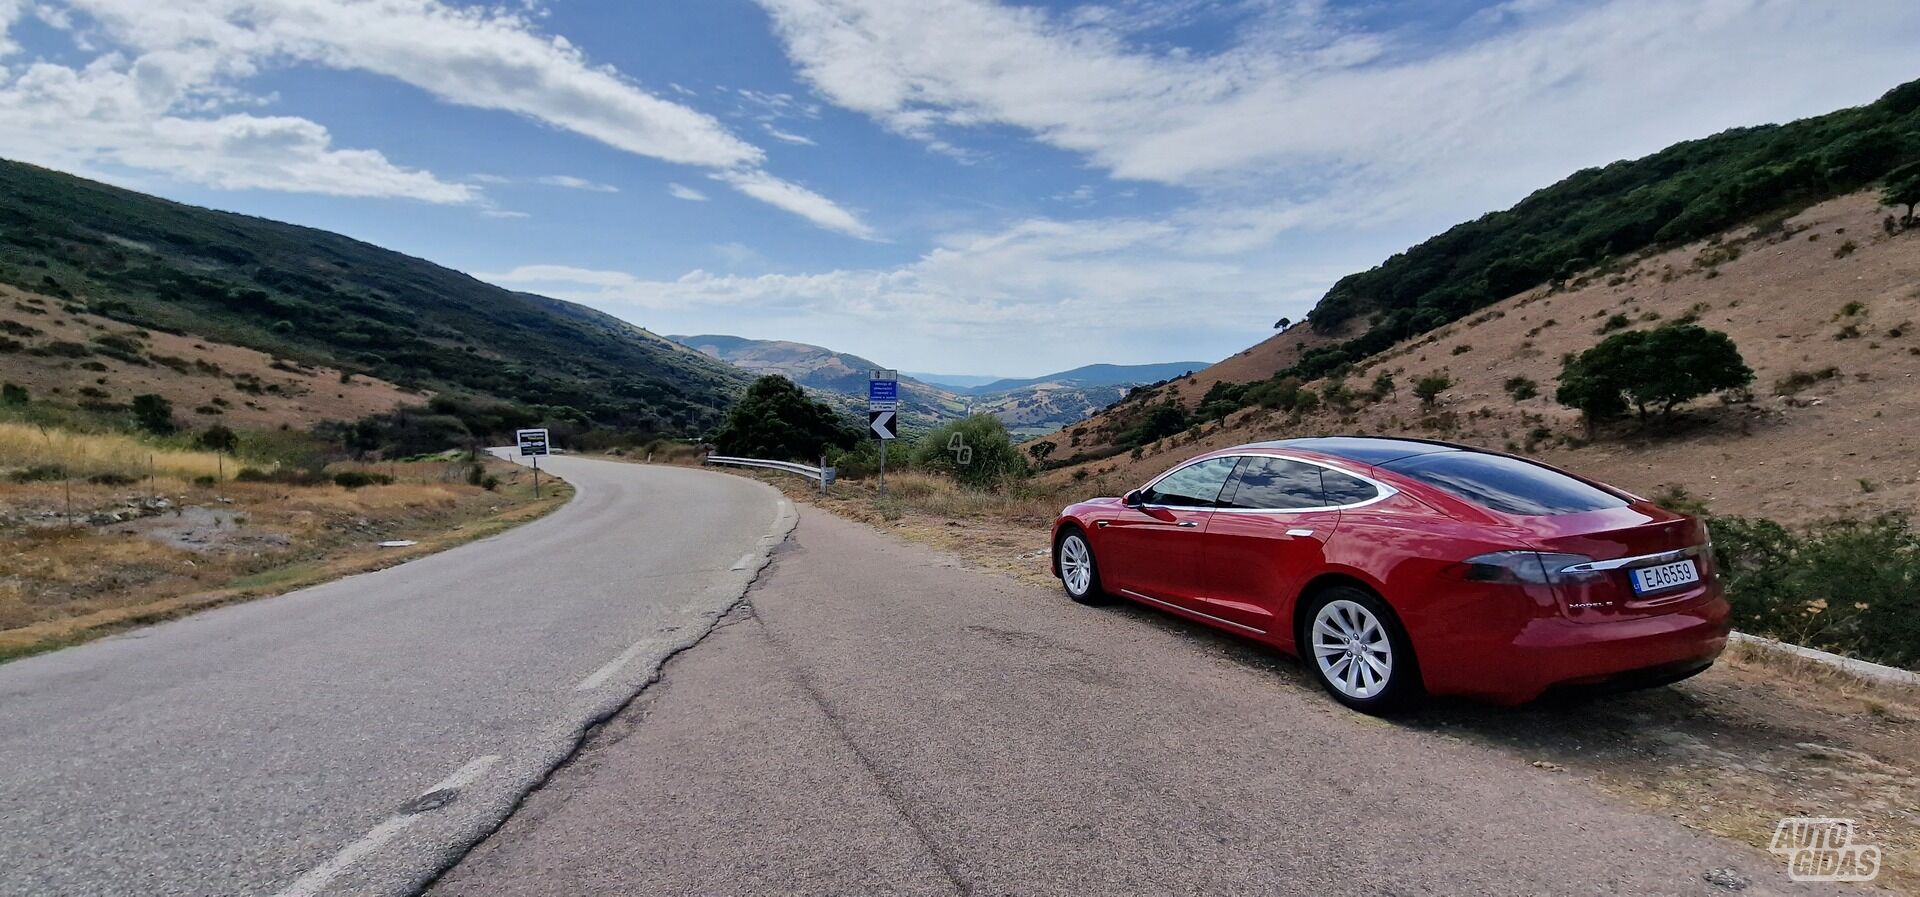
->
0;454;792;897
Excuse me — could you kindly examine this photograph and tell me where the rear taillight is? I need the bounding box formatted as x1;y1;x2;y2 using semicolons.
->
1457;550;1602;586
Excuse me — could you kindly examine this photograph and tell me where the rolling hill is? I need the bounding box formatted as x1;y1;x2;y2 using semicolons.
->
1025;76;1920;529
958;361;1209;396
673;334;1204;437
0;159;748;438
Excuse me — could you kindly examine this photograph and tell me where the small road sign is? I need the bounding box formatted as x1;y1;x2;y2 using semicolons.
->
868;369;898;406
516;428;550;457
868;409;898;440
867;400;899;412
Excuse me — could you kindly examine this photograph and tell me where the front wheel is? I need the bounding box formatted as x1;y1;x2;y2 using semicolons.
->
1300;586;1422;715
1056;529;1109;605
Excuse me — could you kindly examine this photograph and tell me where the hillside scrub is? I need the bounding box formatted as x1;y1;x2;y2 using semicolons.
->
1711;514;1920;669
0;160;746;437
1227;77;1920;406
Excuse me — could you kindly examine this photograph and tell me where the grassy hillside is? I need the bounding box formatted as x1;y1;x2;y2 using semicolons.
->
1035;191;1920;526
1284;78;1920;385
0;160;747;437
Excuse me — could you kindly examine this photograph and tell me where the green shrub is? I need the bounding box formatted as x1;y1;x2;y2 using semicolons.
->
86;472;137;486
131;393;175;435
1;382;27;405
910;414;1028;490
8;464;65;482
332;470;395;489
1503;376;1539;401
1413;374;1452;407
1711;514;1920;668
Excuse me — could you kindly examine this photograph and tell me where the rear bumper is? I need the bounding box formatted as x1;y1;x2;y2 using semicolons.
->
1423;597;1731;704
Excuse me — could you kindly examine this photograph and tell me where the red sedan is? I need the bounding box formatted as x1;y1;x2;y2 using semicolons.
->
1052;437;1729;713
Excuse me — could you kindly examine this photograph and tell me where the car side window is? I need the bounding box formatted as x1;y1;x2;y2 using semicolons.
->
1140;457;1240;508
1220;457;1327;510
1320;469;1379;506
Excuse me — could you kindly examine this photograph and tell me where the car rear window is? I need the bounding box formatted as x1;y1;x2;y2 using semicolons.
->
1381;451;1626;516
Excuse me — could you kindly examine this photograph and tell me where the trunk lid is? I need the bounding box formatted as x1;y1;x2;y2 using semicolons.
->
1507;505;1715;623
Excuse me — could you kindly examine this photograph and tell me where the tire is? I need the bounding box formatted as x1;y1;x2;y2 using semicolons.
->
1055;528;1110;605
1297;585;1423;715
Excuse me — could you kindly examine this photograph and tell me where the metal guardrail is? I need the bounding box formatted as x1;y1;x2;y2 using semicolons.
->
705;454;835;490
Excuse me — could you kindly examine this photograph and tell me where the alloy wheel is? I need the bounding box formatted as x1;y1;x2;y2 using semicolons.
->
1060;535;1093;596
1311;599;1394;700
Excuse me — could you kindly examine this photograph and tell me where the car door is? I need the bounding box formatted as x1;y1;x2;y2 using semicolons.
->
1197;456;1349;636
1098;455;1241;608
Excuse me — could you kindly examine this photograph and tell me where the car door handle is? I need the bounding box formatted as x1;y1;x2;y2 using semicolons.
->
1286;528;1314;537
1096;520;1109;528
1177;521;1199;528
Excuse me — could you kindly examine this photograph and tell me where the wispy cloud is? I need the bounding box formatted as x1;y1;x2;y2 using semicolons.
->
667;182;709;201
0;0;876;236
711;168;878;241
762;124;816;146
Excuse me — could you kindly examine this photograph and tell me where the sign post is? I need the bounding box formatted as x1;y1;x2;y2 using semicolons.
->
516;428;550;498
868;369;898;496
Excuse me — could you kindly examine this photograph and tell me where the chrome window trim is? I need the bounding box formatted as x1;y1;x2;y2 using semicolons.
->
1119;589;1268;635
1558;544;1705;573
1134;451;1398;515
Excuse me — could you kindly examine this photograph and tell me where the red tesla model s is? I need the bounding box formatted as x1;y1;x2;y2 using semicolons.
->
1051;437;1729;713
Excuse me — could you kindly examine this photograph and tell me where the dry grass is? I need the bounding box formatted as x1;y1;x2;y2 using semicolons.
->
0;421;226;479
0;456;570;660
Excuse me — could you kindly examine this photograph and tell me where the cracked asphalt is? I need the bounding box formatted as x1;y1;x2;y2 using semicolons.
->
430;507;1839;897
0;456;791;897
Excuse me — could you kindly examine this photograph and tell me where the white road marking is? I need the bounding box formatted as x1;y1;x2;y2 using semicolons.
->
272;754;501;897
575;640;651;691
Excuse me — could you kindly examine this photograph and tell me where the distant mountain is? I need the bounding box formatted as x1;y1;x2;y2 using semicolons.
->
0;159;747;436
960;361;1211;396
670;334;967;425
903;371;1006;390
675;334;1208;437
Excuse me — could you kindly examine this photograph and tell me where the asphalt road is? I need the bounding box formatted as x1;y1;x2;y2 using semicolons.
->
432;507;1839;897
0;454;793;897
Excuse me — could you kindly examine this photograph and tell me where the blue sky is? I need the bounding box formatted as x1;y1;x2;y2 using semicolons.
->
2;1;1918;377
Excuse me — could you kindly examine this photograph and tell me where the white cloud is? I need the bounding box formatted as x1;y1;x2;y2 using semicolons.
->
0;56;476;202
711;168;878;241
482;208;530;218
0;0;877;236
757;0;1920;204
762;124;816;145
535;174;618;192
667;182;709;201
473;208;1357;369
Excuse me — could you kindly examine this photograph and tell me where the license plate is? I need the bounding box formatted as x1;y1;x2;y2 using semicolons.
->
1630;559;1699;594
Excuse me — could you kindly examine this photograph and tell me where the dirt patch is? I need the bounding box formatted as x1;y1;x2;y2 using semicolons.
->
0;455;569;660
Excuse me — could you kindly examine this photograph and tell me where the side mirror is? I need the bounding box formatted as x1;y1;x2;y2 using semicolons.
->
1122;489;1144;508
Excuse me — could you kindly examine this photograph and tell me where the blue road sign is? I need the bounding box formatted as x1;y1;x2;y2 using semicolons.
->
868;373;898;404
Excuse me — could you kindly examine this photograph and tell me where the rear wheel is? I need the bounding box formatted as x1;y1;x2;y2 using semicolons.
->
1056;529;1109;605
1299;586;1422;715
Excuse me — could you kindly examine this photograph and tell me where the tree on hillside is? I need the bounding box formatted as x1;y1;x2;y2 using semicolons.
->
710;375;859;461
1;383;26;405
131;394;175;435
1557;324;1753;424
1884;166;1920;223
197;425;239;454
1413;374;1452;408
